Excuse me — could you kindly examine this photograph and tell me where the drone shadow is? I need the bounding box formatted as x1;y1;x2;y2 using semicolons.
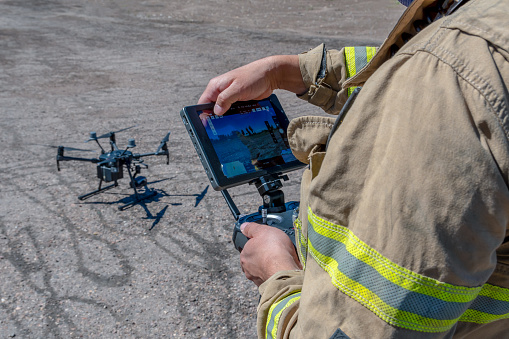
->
164;185;209;207
79;184;210;230
143;204;169;231
118;184;209;209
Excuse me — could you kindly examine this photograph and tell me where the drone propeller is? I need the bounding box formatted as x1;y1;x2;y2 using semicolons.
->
38;144;96;153
85;125;137;142
156;131;171;154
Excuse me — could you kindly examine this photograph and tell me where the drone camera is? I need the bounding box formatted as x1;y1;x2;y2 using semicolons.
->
130;176;147;189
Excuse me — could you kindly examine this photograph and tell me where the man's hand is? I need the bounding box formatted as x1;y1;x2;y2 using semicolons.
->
239;222;302;286
198;55;306;115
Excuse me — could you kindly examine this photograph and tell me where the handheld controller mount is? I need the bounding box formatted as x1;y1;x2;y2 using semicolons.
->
222;173;298;252
180;95;305;252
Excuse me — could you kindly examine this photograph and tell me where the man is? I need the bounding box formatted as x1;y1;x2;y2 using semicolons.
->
198;0;509;337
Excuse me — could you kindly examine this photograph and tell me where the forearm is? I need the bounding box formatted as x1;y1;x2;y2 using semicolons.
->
198;54;306;115
269;55;307;96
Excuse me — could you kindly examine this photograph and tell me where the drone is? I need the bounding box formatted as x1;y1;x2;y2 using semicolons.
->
55;126;171;210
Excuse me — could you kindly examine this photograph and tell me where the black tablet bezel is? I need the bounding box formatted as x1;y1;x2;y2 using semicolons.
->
180;94;305;191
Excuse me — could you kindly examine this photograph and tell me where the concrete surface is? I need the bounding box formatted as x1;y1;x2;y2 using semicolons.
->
0;1;404;338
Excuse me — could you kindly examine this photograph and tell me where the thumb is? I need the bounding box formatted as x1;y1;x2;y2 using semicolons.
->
240;222;263;239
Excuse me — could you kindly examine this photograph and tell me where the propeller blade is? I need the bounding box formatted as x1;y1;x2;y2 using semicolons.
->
156;131;171;153
63;146;96;152
37;144;96;152
114;125;137;134
96;125;137;140
94;132;112;140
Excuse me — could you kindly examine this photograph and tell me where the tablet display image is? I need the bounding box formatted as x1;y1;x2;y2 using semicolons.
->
197;99;297;178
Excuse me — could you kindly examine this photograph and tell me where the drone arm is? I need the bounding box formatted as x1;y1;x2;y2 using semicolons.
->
135;149;169;164
135;152;158;158
56;155;100;164
160;143;169;165
154;132;170;164
110;138;119;151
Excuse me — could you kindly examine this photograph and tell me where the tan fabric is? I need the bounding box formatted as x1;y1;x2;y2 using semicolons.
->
298;44;350;114
257;0;509;338
286;116;335;164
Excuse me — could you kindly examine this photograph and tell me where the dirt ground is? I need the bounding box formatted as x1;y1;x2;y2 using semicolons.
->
0;0;404;338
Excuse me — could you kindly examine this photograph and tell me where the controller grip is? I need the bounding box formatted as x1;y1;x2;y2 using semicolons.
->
232;202;298;252
232;227;249;251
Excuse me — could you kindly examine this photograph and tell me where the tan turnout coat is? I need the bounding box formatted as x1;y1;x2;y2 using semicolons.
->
257;0;509;338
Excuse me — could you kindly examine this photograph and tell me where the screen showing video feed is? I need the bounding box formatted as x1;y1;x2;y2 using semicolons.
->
197;99;297;178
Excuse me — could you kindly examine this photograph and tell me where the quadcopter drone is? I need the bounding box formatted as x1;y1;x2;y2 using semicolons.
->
55;126;170;210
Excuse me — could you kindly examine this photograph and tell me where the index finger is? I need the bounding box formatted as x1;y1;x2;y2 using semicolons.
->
197;85;220;105
197;75;233;105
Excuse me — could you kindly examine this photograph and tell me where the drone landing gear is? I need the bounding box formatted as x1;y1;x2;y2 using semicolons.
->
77;167;158;210
78;179;118;201
117;164;157;211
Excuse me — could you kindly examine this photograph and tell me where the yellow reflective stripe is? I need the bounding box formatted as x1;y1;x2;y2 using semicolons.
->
294;217;307;268
344;47;357;79
309;241;456;332
266;292;301;339
461;308;509;324
459;284;509;324
366;46;377;62
307;207;509;332
478;283;509;301
309;209;480;302
345;46;377;96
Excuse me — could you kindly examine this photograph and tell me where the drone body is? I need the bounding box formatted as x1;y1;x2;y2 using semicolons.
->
56;126;170;210
97;149;127;182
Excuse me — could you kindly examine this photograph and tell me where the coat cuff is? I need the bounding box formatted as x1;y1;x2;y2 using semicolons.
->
298;44;349;114
257;270;304;338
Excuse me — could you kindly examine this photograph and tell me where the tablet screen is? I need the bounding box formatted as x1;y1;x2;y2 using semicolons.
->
197;98;297;178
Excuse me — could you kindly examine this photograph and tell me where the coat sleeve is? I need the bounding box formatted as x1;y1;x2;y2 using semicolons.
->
297;44;377;115
257;270;304;339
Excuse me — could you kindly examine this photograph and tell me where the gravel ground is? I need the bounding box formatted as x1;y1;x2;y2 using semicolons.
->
0;1;403;338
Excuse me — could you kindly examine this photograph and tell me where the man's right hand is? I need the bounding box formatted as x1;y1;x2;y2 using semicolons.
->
239;222;302;287
197;55;306;115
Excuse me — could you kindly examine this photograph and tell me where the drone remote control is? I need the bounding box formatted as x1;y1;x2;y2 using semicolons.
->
220;173;299;252
232;201;298;251
180;95;306;251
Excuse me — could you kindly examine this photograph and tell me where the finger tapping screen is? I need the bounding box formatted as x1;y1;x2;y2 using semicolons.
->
197;99;297;178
